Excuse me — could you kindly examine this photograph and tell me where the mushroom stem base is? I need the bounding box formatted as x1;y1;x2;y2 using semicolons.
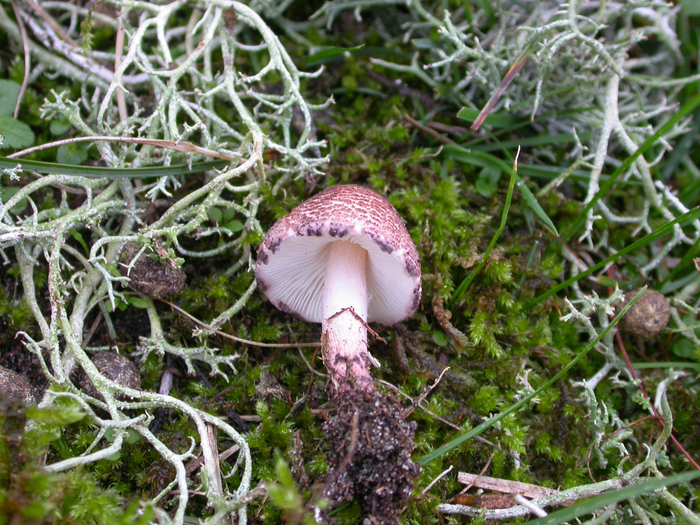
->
321;313;373;390
321;241;372;389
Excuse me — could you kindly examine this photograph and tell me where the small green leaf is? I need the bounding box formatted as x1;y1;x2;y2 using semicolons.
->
222;207;237;221
0;115;35;149
125;295;150;309
515;178;559;235
431;331;449;347
475;166;501;197
56;142;89;165
0;186;28;215
224;220;244;233
0;80;21;116
125;428;142;444
670;338;696;359
106;296;129;312
306;44;365;65
208;207;223;223
49;116;72;136
68;229;89;255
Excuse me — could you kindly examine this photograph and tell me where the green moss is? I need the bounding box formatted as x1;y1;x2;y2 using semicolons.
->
0;401;153;525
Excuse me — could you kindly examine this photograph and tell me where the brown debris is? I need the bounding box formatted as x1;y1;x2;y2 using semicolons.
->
78;351;141;401
0;365;37;405
321;386;419;524
119;241;186;299
617;288;670;341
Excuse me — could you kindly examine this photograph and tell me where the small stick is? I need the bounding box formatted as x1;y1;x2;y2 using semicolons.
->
457;472;558;499
114;7;127;123
185;443;240;476
379;378;459;430
81;312;102;349
421;465;453;494
7;136;237;162
158;298;321;348
23;0;79;47
456;453;495;498
414;366;450;406
326;306;387;344
11;2;30;120
297;347;328;379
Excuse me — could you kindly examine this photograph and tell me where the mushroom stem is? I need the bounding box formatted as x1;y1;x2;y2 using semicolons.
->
322;240;372;389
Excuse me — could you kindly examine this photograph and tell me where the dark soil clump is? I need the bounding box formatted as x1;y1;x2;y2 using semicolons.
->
322;386;419;524
78;351;141;401
0;365;37;404
119;242;185;299
617;288;670;341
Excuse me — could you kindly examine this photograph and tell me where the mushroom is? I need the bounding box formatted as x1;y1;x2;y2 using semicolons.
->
255;185;421;390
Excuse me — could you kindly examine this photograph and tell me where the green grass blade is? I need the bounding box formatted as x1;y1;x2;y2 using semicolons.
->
515;178;558;235
523;470;700;525
563;90;700;241
418;288;647;466
462;106;598;149
449;151;518;306
0;156;229;178
468;132;591;152
443;144;511;172
457;107;520;128
305;44;365;66
659;239;700;289
524;206;700;309
633;362;700;371
443;145;558;236
518;164;642;187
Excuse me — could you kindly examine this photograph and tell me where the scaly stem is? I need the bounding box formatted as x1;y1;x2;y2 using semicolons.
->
321;241;372;389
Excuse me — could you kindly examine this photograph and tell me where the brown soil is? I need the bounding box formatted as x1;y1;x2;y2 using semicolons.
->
618;288;670;341
119;242;185;299
322;386;419;524
78;351;141;401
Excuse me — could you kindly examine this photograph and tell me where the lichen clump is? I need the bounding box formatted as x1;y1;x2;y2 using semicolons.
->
618;289;670;340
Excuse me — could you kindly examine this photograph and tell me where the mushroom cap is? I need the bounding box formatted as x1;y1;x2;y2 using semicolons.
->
255;185;421;325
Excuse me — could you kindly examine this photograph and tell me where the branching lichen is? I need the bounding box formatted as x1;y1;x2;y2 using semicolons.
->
0;0;331;522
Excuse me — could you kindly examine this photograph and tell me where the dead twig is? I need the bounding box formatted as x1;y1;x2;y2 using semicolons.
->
159;298;321;349
422;465;453;495
325;306;387;344
10;2;30;120
455;452;495;498
114;7;127;123
7;136;237;162
457;472;558;499
23;0;78;47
